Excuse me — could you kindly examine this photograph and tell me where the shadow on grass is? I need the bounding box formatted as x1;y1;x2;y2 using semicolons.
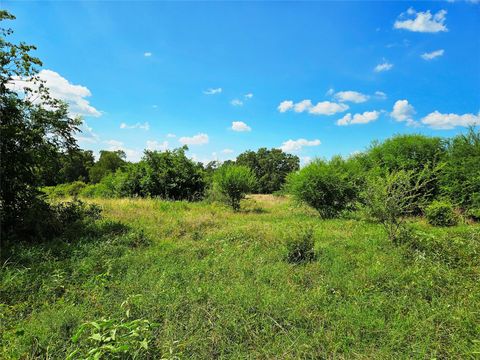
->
1;219;131;267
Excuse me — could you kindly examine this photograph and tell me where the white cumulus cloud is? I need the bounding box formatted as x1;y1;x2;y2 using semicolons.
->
309;101;349;115
203;87;222;95
144;52;152;57
334;91;369;103
394;8;448;33
374;62;393;73
278;100;294;113
8;69;101;117
179;133;209;145
294;99;313;113
421;111;480;129
244;93;254;99
391;100;417;126
278;99;348;115
421;49;444;60
231;121;251;132
146;140;169;151
337;111;380;126
280;138;321;152
375;91;387;99
120;122;150;130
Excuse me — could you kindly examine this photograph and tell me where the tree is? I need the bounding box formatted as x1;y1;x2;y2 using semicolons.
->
213;165;257;211
0;11;81;240
286;157;359;218
89;150;126;183
362;169;433;243
440;127;480;209
236;148;299;193
138;146;206;200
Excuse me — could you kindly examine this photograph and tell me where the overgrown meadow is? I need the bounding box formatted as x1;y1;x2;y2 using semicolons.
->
2;195;479;359
2;9;480;360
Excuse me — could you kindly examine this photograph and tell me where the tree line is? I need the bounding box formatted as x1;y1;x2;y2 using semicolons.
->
1;10;479;245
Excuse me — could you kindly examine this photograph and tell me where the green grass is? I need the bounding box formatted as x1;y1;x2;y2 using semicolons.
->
1;195;479;359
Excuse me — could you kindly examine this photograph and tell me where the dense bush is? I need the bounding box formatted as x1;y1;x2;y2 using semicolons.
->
286;157;359;218
362;169;432;242
425;200;458;227
285;227;316;264
42;181;87;198
11;199;101;242
440;128;480;209
213;165;257;211
138;147;205;200
89;150;127;184
236;148;299;193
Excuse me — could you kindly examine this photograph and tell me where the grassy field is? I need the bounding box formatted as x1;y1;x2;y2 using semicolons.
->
1;195;479;359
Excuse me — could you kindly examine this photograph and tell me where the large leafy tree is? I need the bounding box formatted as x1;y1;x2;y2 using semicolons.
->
236;148;299;193
89;150;126;183
0;11;81;239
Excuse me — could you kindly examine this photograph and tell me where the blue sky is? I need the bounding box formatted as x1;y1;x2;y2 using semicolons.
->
5;1;480;163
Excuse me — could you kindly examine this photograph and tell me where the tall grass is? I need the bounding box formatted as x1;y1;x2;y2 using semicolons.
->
1;195;479;358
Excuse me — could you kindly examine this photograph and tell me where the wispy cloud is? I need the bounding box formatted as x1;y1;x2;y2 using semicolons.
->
230;99;243;106
146;140;169;151
244;93;253;99
120;122;150;130
179;133;209;145
144;52;152;57
374;62;393;73
203;87;222;95
280;138;321;152
421;49;444;60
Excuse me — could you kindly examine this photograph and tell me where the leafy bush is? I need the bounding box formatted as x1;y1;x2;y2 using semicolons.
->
285;227;316;264
440;128;480;209
42;181;87;198
213;165;257;211
362;169;432;243
68;299;158;359
466;208;480;222
11;199;102;242
286;157;359;218
425;200;458;227
89;150;127;184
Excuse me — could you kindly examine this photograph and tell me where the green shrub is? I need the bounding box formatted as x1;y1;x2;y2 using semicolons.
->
286;157;359;218
362;169;432;243
11;199;102;243
213;165;257;211
466;208;480;221
68;300;158;360
285;227;316;264
425;200;458;227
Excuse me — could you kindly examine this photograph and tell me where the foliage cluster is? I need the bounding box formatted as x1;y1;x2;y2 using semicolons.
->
213;164;257;211
425;200;458;227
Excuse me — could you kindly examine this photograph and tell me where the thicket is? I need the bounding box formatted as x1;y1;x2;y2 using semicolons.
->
213;164;257;211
